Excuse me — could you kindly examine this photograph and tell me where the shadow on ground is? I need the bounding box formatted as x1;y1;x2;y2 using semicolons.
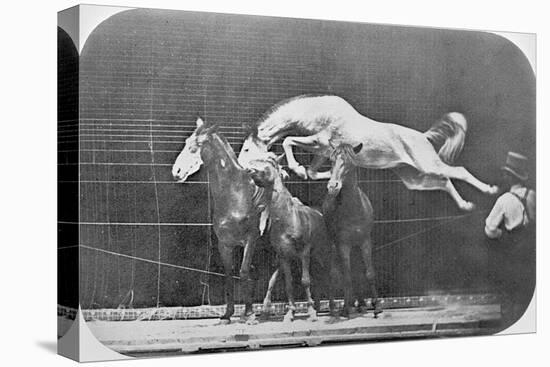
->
36;340;57;354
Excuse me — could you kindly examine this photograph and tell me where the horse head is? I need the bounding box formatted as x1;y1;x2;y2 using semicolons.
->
237;135;270;169
327;143;362;196
245;154;285;188
172;117;218;182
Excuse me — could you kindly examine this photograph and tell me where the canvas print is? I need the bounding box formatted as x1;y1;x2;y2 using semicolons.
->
57;4;536;362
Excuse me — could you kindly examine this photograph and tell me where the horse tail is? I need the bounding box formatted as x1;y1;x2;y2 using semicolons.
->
424;112;467;164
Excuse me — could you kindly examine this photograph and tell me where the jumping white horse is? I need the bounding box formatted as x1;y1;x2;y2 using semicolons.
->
238;94;498;211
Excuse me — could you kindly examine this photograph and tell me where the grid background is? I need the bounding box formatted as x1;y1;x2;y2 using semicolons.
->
57;9;536;309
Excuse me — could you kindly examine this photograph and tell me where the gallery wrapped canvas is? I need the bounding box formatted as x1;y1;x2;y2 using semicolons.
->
58;4;536;362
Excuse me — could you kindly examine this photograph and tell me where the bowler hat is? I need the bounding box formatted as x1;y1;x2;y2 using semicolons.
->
501;151;529;181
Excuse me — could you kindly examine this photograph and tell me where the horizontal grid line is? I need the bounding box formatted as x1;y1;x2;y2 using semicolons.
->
60;214;462;226
59;221;212;226
60;149;181;153
59;163;173;166
60;179;403;184
78;118;246;123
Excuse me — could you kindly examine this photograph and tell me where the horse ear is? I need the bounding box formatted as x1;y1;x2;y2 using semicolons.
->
352;143;363;155
275;153;285;163
196;117;205;128
280;168;290;181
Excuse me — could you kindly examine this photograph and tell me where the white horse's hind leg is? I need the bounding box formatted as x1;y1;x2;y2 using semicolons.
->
307;155;331;180
282;135;327;179
394;167;475;211
441;165;498;195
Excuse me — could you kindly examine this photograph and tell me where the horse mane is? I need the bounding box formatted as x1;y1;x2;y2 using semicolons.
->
261;155;285;178
331;144;362;167
211;132;242;169
255;155;294;193
424;112;467;164
245;93;332;136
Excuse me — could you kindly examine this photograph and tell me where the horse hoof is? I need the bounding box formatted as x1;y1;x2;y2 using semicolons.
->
283;313;294;323
306;168;319;180
246;315;259;325
307;312;318;322
294;165;308;180
460;201;476;211
373;309;383;318
339;310;350;319
488;185;499;195
218;318;231;325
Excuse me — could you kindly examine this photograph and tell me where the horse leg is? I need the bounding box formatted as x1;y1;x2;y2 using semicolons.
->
218;244;235;322
443;179;476;211
282;134;327;179
360;236;382;318
239;234;258;324
337;244;353;318
395;167;476;211
307;155;332;180
328;251;339;316
280;259;296;323
440;165;499;195
300;250;318;321
261;268;279;320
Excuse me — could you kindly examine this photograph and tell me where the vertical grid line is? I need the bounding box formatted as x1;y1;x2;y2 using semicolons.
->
147;35;163;308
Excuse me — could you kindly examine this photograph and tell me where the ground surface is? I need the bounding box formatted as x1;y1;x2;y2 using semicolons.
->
85;304;501;355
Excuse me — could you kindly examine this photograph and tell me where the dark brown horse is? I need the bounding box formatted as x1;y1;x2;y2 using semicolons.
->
172;118;270;324
323;143;382;318
246;156;332;322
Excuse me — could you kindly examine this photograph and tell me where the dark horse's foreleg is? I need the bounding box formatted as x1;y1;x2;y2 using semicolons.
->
337;244;353;318
261;269;279;319
280;259;296;323
328;251;339;315
218;244;235;322
300;249;318;321
239;234;258;324
360;236;382;318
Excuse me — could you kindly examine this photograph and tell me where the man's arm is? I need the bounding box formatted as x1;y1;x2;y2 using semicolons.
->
485;197;504;239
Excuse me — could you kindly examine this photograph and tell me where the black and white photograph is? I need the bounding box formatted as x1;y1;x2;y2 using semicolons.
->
5;0;550;364
54;3;540;361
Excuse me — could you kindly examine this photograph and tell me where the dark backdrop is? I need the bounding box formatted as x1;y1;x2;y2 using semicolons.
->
60;9;535;309
58;27;79;310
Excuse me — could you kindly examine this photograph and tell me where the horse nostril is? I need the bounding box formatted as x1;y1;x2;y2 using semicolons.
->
327;181;341;194
173;167;181;179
